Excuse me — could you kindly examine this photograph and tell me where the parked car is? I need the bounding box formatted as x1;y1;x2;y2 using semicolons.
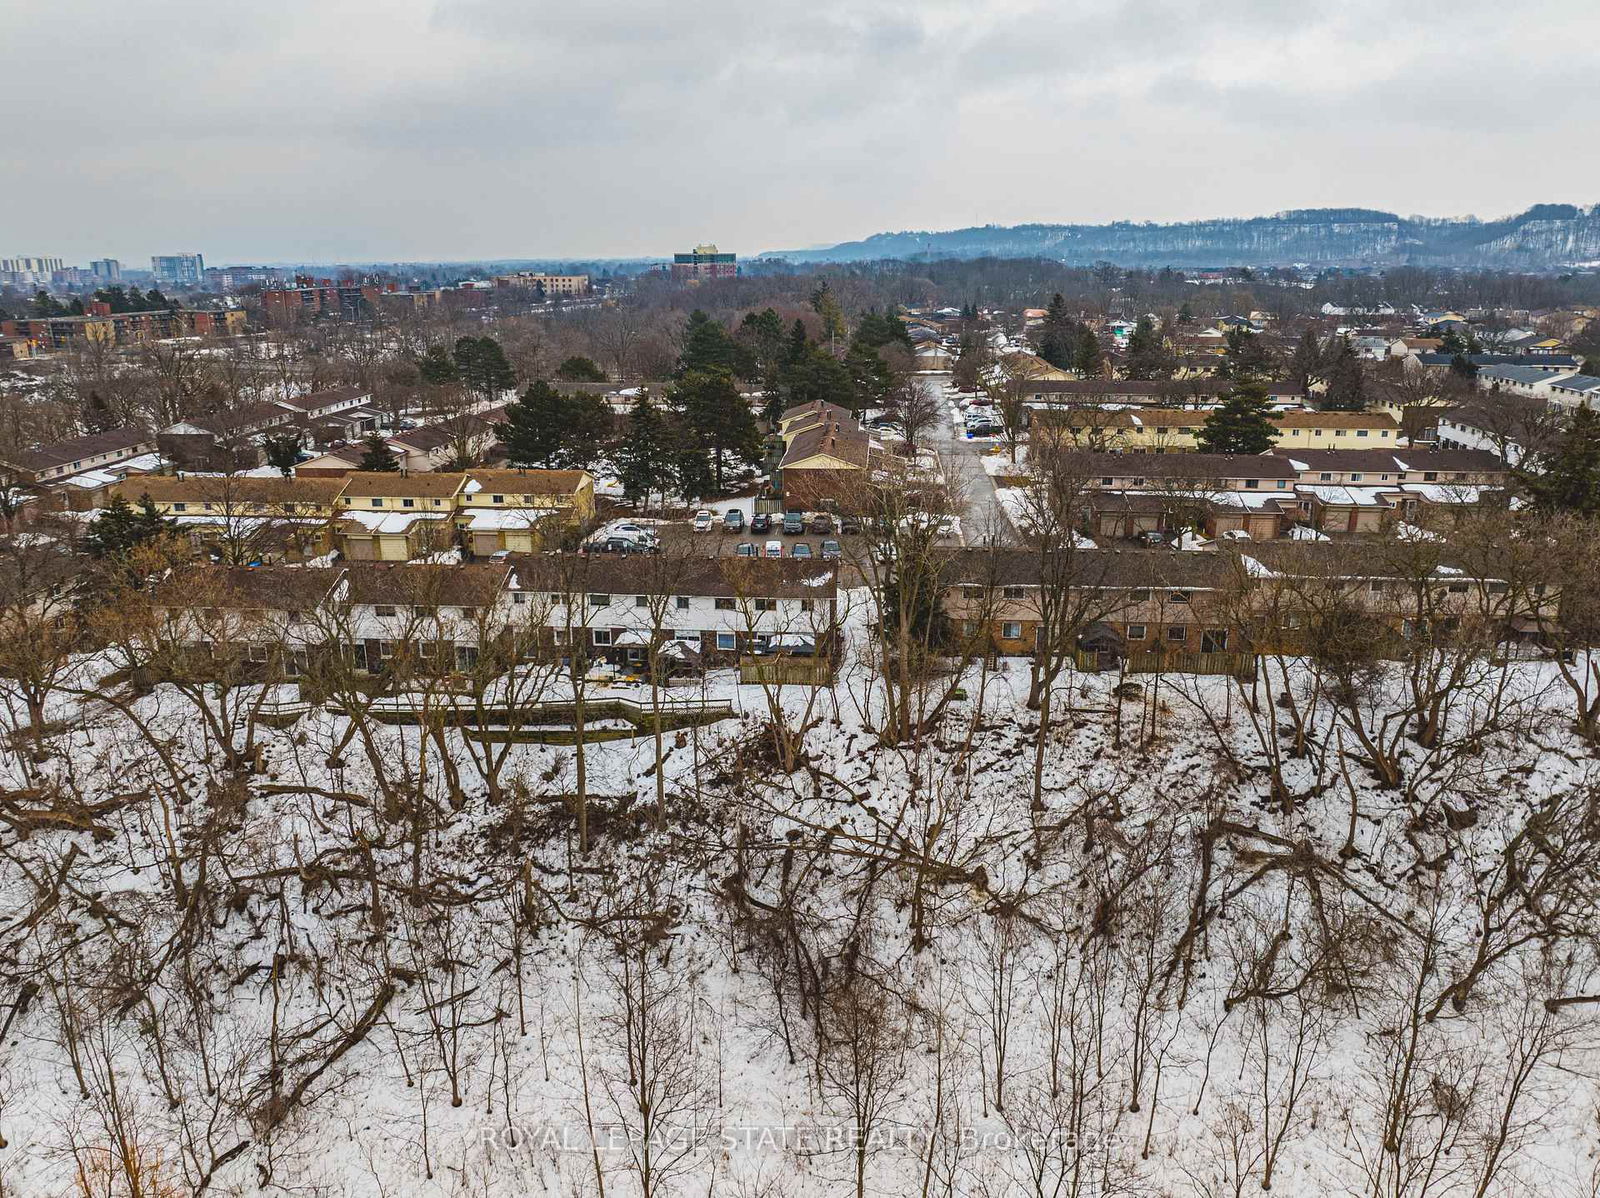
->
723;508;745;533
1135;529;1170;547
764;539;783;558
782;511;806;535
840;516;862;535
735;541;757;557
609;522;657;544
693;509;715;532
820;539;841;559
750;512;772;534
809;513;834;535
790;542;814;559
601;536;657;554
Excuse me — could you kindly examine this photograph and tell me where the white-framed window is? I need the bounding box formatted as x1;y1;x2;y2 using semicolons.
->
1170;590;1191;604
1166;625;1187;644
1126;623;1147;640
675;596;690;610
375;604;397;617
1002;586;1026;599
588;594;610;607
635;595;650;607
715;598;736;611
755;598;776;611
716;631;736;651
1244;479;1259;489
1001;622;1022;640
800;598;814;612
592;628;612;646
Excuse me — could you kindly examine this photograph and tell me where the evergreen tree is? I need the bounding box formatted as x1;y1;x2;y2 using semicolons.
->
1530;407;1600;515
1122;315;1172;380
1219;327;1272;382
1036;293;1076;370
735;308;789;379
454;336;516;400
1321;338;1367;411
1073;326;1104;377
145;288;172;310
417;345;459;386
357;433;399;471
1196;383;1277;455
1288;327;1324;393
1450;352;1479;379
556;392;614;470
809;279;847;352
780;344;858;412
678;310;747;376
264;433;302;477
672;368;761;491
613;393;678;507
83;494;174;559
30;291;65;317
502;380;565;467
555;355;607;383
82;390;116;434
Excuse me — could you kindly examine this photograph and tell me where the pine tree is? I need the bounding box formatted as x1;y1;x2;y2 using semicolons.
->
1036;293;1076;370
1220;327;1272;382
1289;327;1323;394
678;310;744;376
84;494;174;559
502;381;570;467
1196;384;1277;454
613;394;678;507
264;433;302;477
1530;407;1600;515
1450;353;1478;379
454;336;515;400
1122;315;1172;380
1322;338;1367;411
417;345;459;386
810;280;847;352
672;368;761;491
357;433;398;471
1073;326;1105;377
555;355;607;383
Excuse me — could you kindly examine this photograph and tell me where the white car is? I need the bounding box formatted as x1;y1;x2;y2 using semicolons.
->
692;509;715;533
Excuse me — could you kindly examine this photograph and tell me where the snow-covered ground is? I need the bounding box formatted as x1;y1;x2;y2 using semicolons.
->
3;610;1600;1196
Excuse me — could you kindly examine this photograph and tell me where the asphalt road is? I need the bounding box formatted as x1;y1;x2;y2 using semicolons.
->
919;374;1017;546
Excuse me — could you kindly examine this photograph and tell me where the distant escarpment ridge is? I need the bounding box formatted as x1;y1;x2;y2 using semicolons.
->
764;204;1600;269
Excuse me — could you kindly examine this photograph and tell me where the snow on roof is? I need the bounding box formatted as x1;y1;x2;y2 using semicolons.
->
1298;484;1391;507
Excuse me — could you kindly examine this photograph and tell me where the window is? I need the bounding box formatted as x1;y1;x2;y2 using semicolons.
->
492;494;504;504
635;595;650;607
1126;623;1147;640
961;586;983;600
1003;586;1026;599
675;629;699;641
1200;628;1229;652
1380;474;1390;481
1486;582;1509;595
1170;590;1191;604
800;598;815;612
1423;471;1438;482
675;596;690;610
1368;580;1384;594
1313;429;1324;437
1356;429;1369;438
588;593;610;607
375;604;397;617
173;502;187;512
1447;583;1468;594
1244;479;1259;489
592;629;612;646
1100;476;1114;485
402;498;415;508
1129;588;1150;602
512;592;528;605
716;631;736;651
755;598;776;611
372;498;384;507
1350;473;1363;482
1319;472;1332;481
1001;622;1022;640
1166;625;1188;644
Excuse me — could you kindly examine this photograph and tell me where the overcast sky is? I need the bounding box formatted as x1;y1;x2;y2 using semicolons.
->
6;0;1598;265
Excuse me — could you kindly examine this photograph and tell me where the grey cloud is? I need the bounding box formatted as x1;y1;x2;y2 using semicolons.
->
1;0;1596;263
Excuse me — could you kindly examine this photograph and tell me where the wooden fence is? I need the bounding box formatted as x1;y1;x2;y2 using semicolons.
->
739;657;835;687
1075;648;1257;680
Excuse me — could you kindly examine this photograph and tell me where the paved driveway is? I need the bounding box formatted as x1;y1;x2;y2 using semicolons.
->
918;374;1018;546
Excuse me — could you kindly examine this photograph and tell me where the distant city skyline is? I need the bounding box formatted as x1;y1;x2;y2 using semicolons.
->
6;0;1599;263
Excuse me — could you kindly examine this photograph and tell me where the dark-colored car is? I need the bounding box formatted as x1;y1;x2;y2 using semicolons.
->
782;511;806;535
840;516;862;535
820;539;841;559
790;542;814;559
750;512;772;534
735;541;757;557
808;513;834;535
